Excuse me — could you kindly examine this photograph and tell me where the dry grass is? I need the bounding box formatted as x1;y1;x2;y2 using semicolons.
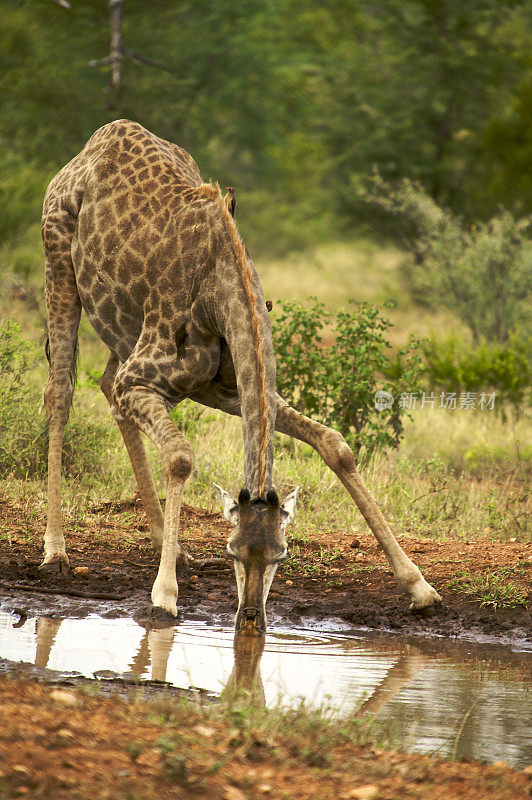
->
7;394;523;546
1;239;529;544
256;239;467;346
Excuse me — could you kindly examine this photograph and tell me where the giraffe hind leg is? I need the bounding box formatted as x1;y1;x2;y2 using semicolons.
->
101;353;165;549
41;253;82;571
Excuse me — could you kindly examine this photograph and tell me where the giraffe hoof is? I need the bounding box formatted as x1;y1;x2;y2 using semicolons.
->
39;557;70;575
409;590;443;614
406;578;442;613
151;578;178;617
410;600;442;618
148;605;179;624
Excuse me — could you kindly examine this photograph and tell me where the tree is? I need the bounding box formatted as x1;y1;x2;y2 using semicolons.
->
315;0;529;219
0;0;530;255
359;176;531;344
480;73;532;215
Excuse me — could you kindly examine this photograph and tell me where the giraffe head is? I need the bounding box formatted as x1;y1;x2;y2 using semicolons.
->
214;484;299;635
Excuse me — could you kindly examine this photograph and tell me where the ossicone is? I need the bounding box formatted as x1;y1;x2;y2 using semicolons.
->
266;489;279;507
238;488;251;506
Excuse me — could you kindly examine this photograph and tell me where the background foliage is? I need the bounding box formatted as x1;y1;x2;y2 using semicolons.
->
273;299;425;460
1;0;531;258
0;0;530;490
358;176;532;345
0;320;114;479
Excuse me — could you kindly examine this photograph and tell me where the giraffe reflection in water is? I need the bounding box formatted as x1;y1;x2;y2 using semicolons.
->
32;617;428;712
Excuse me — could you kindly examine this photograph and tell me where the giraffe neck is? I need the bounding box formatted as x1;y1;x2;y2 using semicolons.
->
214;214;276;499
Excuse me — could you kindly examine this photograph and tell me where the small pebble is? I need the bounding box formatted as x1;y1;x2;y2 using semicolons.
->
285;580;293;586
258;784;272;794
194;724;215;738
49;689;79;708
222;787;247;800
347;786;379;800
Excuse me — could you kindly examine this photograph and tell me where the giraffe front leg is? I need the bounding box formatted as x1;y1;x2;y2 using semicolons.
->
192;385;441;611
274;396;442;611
114;382;193;617
150;468;188;616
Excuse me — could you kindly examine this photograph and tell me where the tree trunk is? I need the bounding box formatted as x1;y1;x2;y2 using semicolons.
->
109;0;123;94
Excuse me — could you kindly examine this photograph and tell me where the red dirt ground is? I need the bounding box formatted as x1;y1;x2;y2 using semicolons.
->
0;675;530;800
0;496;530;642
0;495;530;799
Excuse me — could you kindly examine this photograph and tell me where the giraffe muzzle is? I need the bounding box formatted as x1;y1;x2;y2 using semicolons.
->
237;606;264;636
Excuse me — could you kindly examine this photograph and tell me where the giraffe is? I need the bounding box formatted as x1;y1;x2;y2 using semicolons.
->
42;120;441;632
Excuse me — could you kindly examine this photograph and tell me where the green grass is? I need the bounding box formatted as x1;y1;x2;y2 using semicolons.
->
446;566;529;609
0;238;530;545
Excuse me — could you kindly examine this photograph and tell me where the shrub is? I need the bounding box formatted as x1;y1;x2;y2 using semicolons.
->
423;332;531;413
272;299;425;461
0;319;114;479
358;176;531;344
464;442;516;477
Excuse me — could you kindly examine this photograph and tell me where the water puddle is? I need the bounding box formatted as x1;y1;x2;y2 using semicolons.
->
0;610;530;768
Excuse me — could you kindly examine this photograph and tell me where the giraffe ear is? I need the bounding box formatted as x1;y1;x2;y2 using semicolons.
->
213;484;239;526
279;486;300;531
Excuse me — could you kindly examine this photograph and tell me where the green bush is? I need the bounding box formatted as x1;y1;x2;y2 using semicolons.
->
0;149;50;256
463;442;521;477
423;333;531;412
358;176;531;344
0;319;114;479
272;299;425;461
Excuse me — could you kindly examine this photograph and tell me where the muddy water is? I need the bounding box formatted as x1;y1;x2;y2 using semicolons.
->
0;610;530;768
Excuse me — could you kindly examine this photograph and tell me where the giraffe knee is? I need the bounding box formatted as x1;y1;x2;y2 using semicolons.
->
324;432;356;474
166;449;193;481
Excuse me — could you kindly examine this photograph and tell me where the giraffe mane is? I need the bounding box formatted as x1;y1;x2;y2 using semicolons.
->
204;183;270;498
